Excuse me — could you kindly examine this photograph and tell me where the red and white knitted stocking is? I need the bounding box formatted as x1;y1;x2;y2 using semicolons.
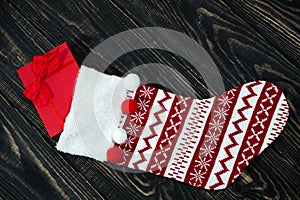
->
57;66;289;190
115;81;289;189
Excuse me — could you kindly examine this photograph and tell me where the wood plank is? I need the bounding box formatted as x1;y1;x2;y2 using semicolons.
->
0;0;299;199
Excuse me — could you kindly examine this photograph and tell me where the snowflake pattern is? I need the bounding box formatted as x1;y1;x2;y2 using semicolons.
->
190;168;206;186
130;111;145;124
218;93;232;107
139;86;155;99
200;143;215;158
215;106;229;121
125;122;141;137
124;135;135;149
194;156;210;171
138;98;150;112
209;118;225;133
205;131;221;146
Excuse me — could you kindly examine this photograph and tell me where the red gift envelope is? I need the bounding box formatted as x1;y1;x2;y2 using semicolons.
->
17;42;79;137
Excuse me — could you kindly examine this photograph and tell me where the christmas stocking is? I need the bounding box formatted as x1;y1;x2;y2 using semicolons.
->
57;65;289;190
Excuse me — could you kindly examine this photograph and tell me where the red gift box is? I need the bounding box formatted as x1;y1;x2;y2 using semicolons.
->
17;42;79;137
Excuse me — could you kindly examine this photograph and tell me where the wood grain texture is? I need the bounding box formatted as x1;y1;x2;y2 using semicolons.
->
0;0;299;199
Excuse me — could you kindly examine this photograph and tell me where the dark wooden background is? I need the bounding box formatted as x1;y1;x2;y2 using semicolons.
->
0;0;299;199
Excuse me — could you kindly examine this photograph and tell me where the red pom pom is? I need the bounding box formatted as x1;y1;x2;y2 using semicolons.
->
121;99;138;114
107;146;124;163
